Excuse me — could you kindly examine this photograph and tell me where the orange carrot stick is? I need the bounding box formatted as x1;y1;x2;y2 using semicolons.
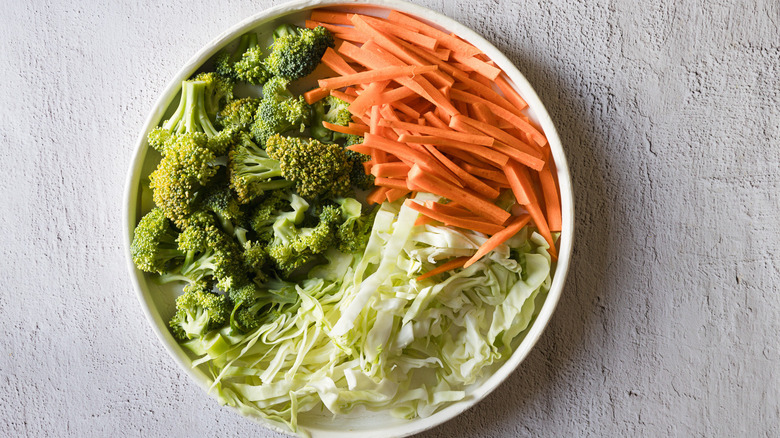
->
416;256;470;281
380;119;494;146
407;164;511;224
359;15;439;50
386;11;481;56
464;214;532;267
539;158;562;232
503;162;557;258
310;9;355;25
495;73;529;110
406;201;505;235
370;162;410;178
451;51;501;80
366;186;391;204
375;177;410;191
330;89;355;103
318;64;438;89
304;87;330;104
385;188;411;203
421;144;500;199
398;134;508;166
321;47;359;76
321;121;366;136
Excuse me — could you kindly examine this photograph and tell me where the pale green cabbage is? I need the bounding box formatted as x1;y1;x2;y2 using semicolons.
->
182;198;553;435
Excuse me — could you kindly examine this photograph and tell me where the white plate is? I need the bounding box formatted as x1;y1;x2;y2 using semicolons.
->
123;0;574;436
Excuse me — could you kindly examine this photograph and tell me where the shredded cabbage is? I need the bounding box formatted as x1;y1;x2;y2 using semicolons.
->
183;199;553;435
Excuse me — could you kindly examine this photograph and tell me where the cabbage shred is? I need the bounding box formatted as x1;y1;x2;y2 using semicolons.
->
181;198;553;434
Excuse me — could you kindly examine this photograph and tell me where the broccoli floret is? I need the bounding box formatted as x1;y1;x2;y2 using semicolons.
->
228;132;293;204
311;95;352;143
264;25;334;80
251;77;311;146
161;80;219;138
266;134;353;200
227;282;277;333
192;72;234;122
267;197;342;273
216;33;262;80
335;198;377;253
344;144;375;190
248;190;290;242
242;240;270;282
131;208;186;274
169;282;231;340
200;180;248;244
149;134;217;227
216;97;260;131
165;212;247;291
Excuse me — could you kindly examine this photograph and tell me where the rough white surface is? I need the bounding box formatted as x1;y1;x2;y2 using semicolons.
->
1;0;778;436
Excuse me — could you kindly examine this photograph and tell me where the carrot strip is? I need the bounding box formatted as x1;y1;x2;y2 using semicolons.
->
398;134;508;166
380;119;493;146
415;215;438;226
385;188;411;203
422;111;449;129
451;70;523;118
460;162;509;184
424;46;451;61
366;186;390;205
503;162;557;258
421;144;500;199
304;87;330;104
407;201;505;235
427;201;485;219
449;114;546;170
359;15;439;50
470;101;497;125
329;90;355;105
373;86;417;106
449;89;547;147
310;10;355;25
495;73;529;110
318;64;438;89
464;214;532;267
392;101;420;119
349;80;390;117
416;256;470;281
305;21;367;43
375;177;410;191
441;146;498;169
371;162;410;178
321;47;360;76
321;121;366;136
386;11;481;56
407;165;511;224
451;52;501;80
539;158;562;232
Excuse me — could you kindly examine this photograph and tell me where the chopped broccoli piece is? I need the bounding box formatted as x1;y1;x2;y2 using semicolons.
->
131;208;185;274
250;76;311;146
169;282;231;340
200;179;248;244
215;33;259;80
311;95;352;143
217;32;271;85
228;280;298;333
248;190;290;242
216;97;260;131
228;132;293;204
265;134;353;200
192;72;234;123
335;198;378;253
264;25;334;80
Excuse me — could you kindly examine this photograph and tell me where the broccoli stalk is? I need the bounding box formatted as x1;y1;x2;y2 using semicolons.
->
228;132;293;204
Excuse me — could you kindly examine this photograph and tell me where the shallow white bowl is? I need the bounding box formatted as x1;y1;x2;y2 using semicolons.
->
123;0;574;436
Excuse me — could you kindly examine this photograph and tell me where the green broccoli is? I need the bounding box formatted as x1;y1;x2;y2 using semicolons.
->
251;76;311;146
335;198;378;253
311;95;352;143
216;97;260;131
228;131;293;204
228;280;297;333
265;134;353;200
264;24;334;80
248;190;291;242
200;179;248;244
267;197;342;273
215;32;271;85
169;281;231;340
242;240;270;282
165;212;247;291
344;140;375;190
130;208;185;274
192;72;234;123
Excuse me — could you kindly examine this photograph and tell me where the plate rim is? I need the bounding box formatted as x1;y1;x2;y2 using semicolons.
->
122;0;575;436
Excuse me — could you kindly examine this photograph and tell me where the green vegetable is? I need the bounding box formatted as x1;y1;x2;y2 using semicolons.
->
130;208;184;274
228;131;292;204
250;76;311;146
169;281;232;341
311;95;352;143
264;24;334;80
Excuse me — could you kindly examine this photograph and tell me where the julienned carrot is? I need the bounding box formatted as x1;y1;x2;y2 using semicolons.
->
398;134;509;167
310;9;354;25
385;188;411;203
321;47;359;76
449;89;547;147
305;20;366;43
304;87;330;104
375;177;409;191
451;51;501;80
495;73;529;110
539;158;562;232
321;121;366;136
406;201;505;235
373;86;417;106
470;101;497;125
392;101;421;119
416;256;470;281
449;114;546;169
359;14;439;50
386;10;481;57
349;80;389;116
407;164;511;224
318;64;438;89
339;42;458;116
370;162;410;178
330;89;355;104
380;120;494;146
421;144;500;199
464;214;531;268
503;161;557;258
426;46;451;61
348;122;370;131
460;162;509;184
366;186;391;204
415;215;438;227
426;201;484;219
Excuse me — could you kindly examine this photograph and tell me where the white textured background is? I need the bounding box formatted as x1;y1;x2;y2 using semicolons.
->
1;0;778;436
